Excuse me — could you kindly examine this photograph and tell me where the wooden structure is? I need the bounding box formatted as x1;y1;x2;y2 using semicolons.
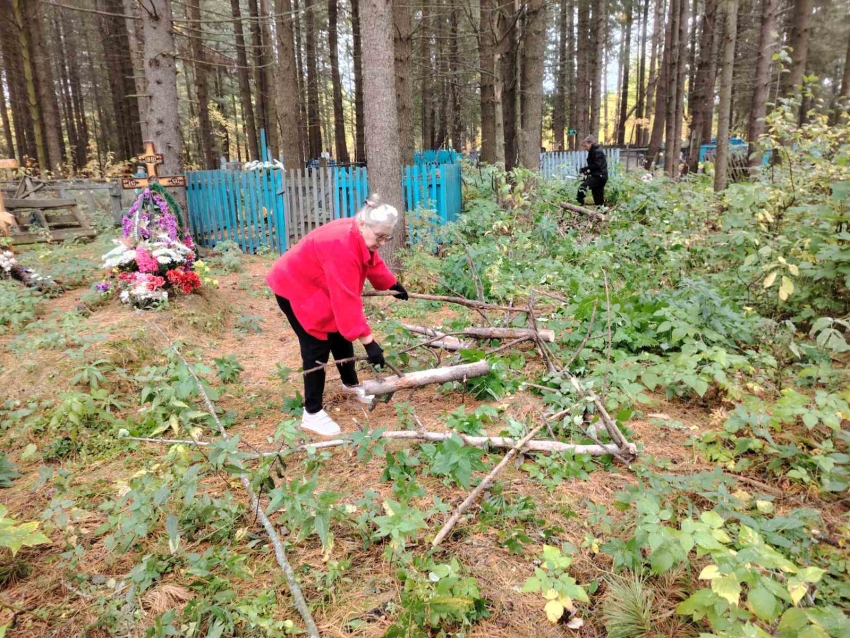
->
185;162;463;254
1;176;97;245
121;141;187;190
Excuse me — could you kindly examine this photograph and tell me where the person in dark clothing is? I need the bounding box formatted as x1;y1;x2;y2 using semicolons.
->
577;135;608;206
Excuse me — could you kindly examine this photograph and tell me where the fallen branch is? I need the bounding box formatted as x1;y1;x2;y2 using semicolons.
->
402;324;555;343
364;290;519;313
560;201;607;221
149;325;320;638
360;361;491;396
566;376;630;449
129;430;636;457
432;421;548;547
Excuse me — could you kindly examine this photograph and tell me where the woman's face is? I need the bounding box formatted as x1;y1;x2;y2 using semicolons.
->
359;221;394;250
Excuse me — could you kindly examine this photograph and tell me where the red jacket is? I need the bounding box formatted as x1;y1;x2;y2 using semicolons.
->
266;218;397;341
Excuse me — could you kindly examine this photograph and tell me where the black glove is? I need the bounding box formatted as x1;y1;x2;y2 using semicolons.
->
365;341;386;368
580;166;589;175
389;281;409;301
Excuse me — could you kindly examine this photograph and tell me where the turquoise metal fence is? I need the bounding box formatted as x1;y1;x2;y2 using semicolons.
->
540;148;621;180
186;163;462;254
414;149;462;165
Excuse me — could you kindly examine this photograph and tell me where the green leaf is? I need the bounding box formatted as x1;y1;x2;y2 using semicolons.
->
698;565;720;580
797;567;825;584
787;577;807;605
779;276;794;301
166;514;180;555
748;584;778;622
700;510;724;529
763;271;777;288
522;576;542;593
711;575;741;606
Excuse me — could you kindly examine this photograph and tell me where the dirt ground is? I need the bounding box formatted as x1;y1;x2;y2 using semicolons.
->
1;252;735;637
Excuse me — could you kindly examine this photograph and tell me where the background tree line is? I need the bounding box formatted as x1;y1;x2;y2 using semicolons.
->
0;0;848;179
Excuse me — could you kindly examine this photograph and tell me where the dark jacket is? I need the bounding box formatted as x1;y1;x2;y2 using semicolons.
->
583;144;608;180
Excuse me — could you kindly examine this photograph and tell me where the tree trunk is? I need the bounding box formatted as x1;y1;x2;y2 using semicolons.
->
122;0;147;141
687;0;717;173
589;0;605;139
304;0;323;160
646;0;673;169
229;0;259;161
700;6;722;146
0;69;13;158
663;0;681;176
746;0;776;167
519;0;546;169
553;0;568;150
142;0;187;221
672;0;688;175
449;2;463;150
351;0;367;162
26;0;63;172
643;0;664;147
686;0;698;118
498;2;519;170
276;0;303;166
185;0;215;169
436;5;449;149
575;0;589;143
714;0;737;192
479;0;497;161
53;14;84;168
360;0;404;268
782;0;812;96
421;0;434;152
328;0;350;163
617;0;633;146
246;0;268;150
635;0;648;145
361;361;491;396
840;30;850;102
566;0;576;149
11;0;47;173
394;0;414;164
260;0;279;158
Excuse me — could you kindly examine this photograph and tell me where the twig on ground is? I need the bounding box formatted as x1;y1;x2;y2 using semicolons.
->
148;324;320;638
485;336;532;356
602;271;612;400
364;290;518;313
432;420;549;547
562;299;599;370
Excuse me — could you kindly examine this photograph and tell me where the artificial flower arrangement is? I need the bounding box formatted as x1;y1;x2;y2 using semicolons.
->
98;184;207;309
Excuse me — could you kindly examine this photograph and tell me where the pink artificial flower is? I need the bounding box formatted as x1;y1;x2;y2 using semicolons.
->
136;247;159;273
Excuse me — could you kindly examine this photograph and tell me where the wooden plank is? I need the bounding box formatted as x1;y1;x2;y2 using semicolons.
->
311;167;319;230
240;171;253;253
10;227;97;245
273;170;286;253
318;166;327;225
296;168;305;239
283;170;293;248
4;198;78;210
255;170;269;250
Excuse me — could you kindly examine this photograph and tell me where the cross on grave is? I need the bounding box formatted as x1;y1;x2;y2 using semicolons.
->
121;141;187;190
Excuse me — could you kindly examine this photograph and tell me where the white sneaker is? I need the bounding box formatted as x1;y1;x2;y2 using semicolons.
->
341;383;375;407
301;410;341;436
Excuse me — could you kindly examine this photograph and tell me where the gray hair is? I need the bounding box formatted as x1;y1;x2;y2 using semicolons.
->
584;135;596;145
356;193;399;228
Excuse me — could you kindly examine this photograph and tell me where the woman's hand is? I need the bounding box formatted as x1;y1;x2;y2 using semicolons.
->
364;341;386;368
390;282;409;300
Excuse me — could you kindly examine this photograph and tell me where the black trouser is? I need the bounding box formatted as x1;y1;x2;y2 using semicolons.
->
276;295;359;414
577;175;607;206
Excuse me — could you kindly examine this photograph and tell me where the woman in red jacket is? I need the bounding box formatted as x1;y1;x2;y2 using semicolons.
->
266;195;408;436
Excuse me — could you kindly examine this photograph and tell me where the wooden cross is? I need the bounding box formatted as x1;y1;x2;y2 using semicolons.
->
121;141;187;190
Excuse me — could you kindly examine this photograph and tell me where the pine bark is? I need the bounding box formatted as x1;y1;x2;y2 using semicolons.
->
635;0;649;145
519;0;546;169
575;0;590;143
662;0;681;176
122;0;147;141
304;0;323;159
479;0;497;162
841;31;850;102
782;0;813;96
449;2;463;150
714;0;738;192
328;0;350;163
260;0;279;158
247;0;268;148
394;0;414;164
646;0;673;169
687;0;717;173
360;0;404;267
436;4;449;149
617;0;633;146
352;0;367;162
747;0;776;167
0;69;13;158
642;0;664;147
553;0;569;150
185;0;215;169
672;0;688;174
498;2;519;170
589;0;605;139
142;0;187;221
294;0;309;163
566;0;576;149
27;0;63;172
276;0;303;166
421;0;434;151
11;0;47;172
229;0;259;161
